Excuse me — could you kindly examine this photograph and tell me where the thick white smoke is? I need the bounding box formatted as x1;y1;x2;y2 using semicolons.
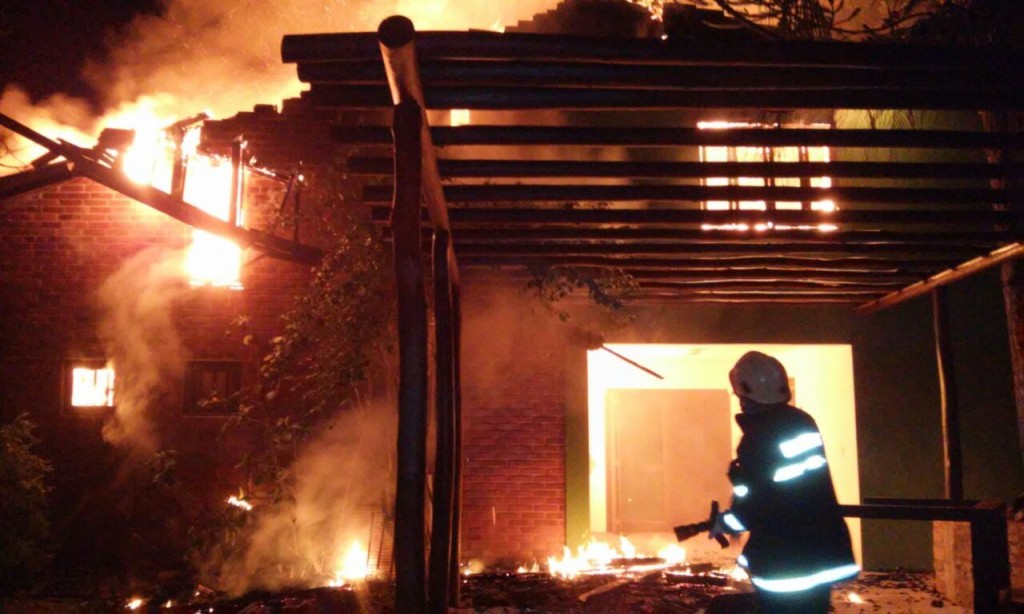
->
97;246;190;452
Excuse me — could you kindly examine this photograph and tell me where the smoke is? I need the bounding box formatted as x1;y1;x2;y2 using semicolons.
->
202;402;397;596
97;246;190;453
1;0;564;171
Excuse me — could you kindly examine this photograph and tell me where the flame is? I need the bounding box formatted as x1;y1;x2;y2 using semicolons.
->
329;540;370;585
726;565;749;582
656;543;686;566
847;591;865;604
546;536;678;579
126;597;144;610
226;495;253;511
71;364;116;407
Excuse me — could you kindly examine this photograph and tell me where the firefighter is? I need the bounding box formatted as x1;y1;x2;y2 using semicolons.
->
713;350;859;613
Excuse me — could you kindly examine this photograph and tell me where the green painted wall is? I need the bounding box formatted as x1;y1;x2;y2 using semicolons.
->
564;267;1023;570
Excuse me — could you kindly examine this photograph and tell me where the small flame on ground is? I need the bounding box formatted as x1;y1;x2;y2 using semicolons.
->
546;536;674;579
727;565;749;581
329;540;370;586
227;495;253;511
847;591;865;604
126;597;144;610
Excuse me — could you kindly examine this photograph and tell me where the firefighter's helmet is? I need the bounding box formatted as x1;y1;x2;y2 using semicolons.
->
729;351;791;404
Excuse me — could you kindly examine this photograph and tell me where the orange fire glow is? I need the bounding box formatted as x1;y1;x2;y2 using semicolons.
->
71;365;115;407
328;540;370;585
112;111;243;288
697;121;836;232
546;536;684;579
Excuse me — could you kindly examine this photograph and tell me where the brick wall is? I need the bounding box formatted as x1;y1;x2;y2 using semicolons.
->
0;171;312;573
458;283;570;564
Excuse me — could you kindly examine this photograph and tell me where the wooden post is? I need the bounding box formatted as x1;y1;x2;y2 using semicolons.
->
428;230;455;614
448;283;463;605
970;500;1011;612
932;287;964;501
391;99;429;614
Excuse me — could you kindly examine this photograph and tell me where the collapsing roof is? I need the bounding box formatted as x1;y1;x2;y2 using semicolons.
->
281;18;1024;312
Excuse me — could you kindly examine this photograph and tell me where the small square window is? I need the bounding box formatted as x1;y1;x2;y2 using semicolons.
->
184;361;242;416
63;360;115;414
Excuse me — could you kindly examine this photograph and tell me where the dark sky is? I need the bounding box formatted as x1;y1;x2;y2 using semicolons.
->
1;1;163;105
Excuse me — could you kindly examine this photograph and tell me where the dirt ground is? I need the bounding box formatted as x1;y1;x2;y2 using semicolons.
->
0;569;990;613
455;569;972;613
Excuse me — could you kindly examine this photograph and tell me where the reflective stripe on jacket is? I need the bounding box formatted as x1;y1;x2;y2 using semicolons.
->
727;404;858;592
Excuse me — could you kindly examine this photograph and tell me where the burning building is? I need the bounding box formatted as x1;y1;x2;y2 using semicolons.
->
1;0;1024;611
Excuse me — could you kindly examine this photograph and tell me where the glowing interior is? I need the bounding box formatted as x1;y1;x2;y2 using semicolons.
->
587;343;861;564
122;124;243;288
71;365;116;407
698;122;835;232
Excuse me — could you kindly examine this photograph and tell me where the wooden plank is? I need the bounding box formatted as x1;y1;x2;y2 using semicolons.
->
0;162;75;199
298;59;1023;91
282;30;1018;71
363;183;1024;205
305;83;1024;111
445;228;1012;245
639;280;907;291
457;255;951;273
449;242;986;258
370;205;1019;228
858;243;1024;313
348;157;1024;180
336;125;1024;149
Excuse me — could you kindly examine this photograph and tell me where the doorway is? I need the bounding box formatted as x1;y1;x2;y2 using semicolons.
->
587;343;861;562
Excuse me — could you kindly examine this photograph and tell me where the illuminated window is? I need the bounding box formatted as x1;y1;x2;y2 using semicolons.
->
184;361;242;415
699;122;835;231
64;360;115;411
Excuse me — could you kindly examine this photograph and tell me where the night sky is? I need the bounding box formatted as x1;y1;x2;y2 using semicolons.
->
1;1;163;106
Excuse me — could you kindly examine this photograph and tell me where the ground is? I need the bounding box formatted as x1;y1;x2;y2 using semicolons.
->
455;569;972;613
0;570;982;612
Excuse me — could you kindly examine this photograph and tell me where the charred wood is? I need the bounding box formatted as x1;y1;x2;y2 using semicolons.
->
336;125;1024;149
347;157;1024;181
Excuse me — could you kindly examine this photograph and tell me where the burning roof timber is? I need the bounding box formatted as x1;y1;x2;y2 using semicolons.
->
0;113;322;267
281;14;1024;310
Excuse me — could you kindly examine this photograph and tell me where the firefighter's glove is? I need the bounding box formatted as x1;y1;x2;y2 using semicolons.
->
708;511;733;549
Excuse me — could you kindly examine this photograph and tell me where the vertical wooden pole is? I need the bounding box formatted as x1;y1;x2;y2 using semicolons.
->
932;287;964;501
392;99;428;614
448;283;464;605
428;232;455;613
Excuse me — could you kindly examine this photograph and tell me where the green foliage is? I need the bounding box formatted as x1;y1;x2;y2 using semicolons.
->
526;264;639;323
0;414;52;594
189;170;397;578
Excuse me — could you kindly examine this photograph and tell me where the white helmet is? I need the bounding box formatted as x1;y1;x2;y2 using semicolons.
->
729;351;791;405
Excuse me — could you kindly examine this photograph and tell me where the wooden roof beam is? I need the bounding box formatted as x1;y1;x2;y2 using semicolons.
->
298;59;1022;91
0;113;323;266
305;83;1024;111
369;205;1019;229
335;126;1024;149
282;30;1019;70
362;183;1024;206
858;243;1024;314
348;157;1024;181
458;257;950;274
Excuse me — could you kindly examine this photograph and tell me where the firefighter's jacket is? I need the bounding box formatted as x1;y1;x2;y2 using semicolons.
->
724;404;859;594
